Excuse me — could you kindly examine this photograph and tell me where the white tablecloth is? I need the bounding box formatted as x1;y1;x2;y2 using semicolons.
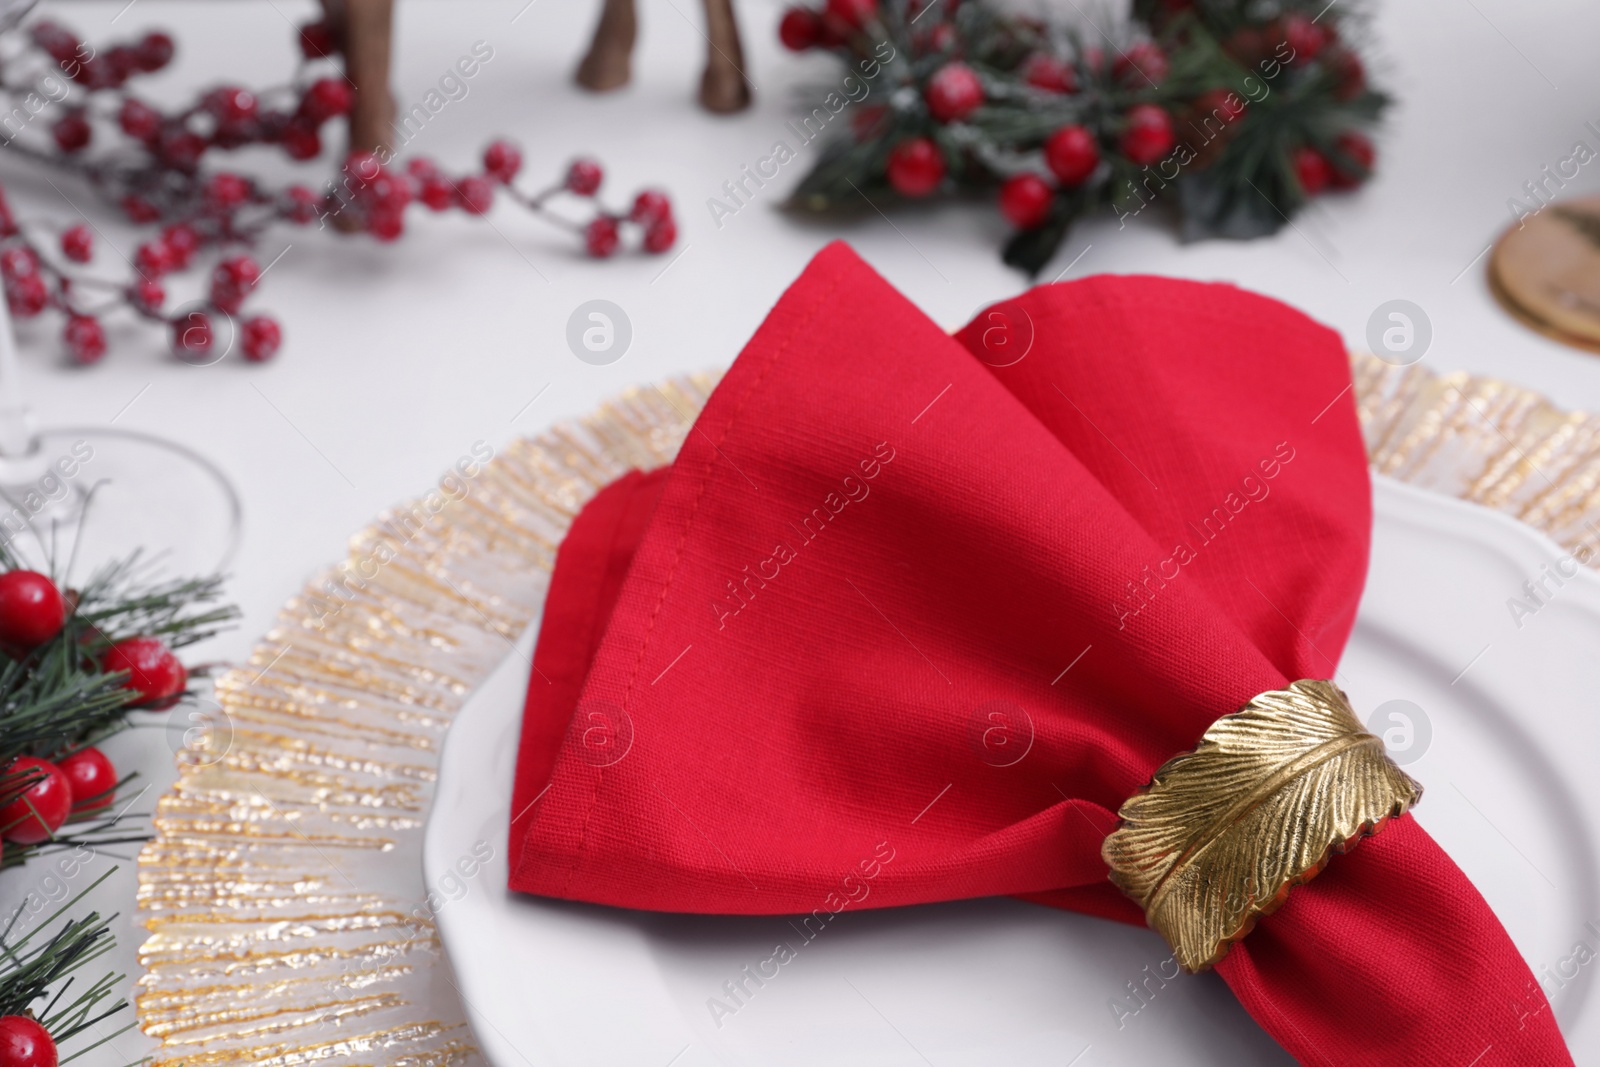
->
4;0;1599;1061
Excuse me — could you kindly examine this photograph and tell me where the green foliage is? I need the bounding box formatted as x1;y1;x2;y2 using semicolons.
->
783;0;1389;275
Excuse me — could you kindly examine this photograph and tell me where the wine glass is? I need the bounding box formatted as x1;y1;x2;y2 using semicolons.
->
0;289;241;577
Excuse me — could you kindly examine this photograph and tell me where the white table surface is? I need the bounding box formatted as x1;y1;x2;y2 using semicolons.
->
4;0;1600;1061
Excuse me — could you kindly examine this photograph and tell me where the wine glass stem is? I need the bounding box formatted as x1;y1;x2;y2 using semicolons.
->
0;283;39;461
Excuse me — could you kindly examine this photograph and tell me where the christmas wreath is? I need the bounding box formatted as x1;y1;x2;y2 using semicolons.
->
776;0;1386;274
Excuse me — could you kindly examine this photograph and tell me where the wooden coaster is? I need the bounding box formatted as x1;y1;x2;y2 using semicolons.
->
1490;194;1600;353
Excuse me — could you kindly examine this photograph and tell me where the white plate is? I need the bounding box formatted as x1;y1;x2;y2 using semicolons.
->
425;476;1600;1066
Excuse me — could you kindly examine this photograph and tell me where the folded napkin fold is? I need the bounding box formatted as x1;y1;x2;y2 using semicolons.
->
508;242;1571;1065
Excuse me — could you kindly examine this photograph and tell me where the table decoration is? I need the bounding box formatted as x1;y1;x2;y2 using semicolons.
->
134;260;1600;1064
502;242;1564;1064
776;0;1387;274
0;14;676;365
0;527;236;1066
1490;193;1600;354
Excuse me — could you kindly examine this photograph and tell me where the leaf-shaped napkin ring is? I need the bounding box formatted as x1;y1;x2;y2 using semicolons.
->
1102;680;1423;972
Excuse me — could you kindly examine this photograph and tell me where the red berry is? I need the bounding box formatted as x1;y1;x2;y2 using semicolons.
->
280;121;321;161
455;175;494;214
205;86;258;125
1278;14;1327;62
1044;124;1099;185
0;570;65;647
1330;49;1365;101
885;137;945;197
161;223;200;268
136;31;175;72
406;157;439;179
129;277;164;313
135;241;173;277
210;255;261;313
71;56;114;90
419;175;454;211
300;77;353;124
363;171;412;212
30;21;79;64
158;127;207;171
63;315;106;365
0;247;37;281
241;316;282;362
366;208;404;241
59;748;116;813
1022;53;1076;94
300;20;337;59
779;8;821;51
1292;146;1331;195
0;757;72;845
1113;42;1168;87
1330;131;1375;188
104;637;188;704
0;1014;57;1067
825;0;876;29
924;22;957;54
120;195;160;223
5;275;47;318
59;223;92;263
644;216;677;253
566;158;603;196
925;62;983;122
204;172;251;212
118;98;161;140
1192;88;1246;126
170;312;213;362
1119;104;1174;166
344;150;381;183
107;45;140;84
282;185;320;224
584;216;620;258
482;140;522;184
52;111;90;153
998;173;1054;229
0;195;14;238
629;189;672;225
217;255;261;288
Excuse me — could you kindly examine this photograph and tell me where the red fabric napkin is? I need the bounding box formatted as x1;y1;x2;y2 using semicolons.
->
508;242;1571;1065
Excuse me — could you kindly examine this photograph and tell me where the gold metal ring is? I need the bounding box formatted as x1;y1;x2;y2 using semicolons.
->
1102;679;1423;972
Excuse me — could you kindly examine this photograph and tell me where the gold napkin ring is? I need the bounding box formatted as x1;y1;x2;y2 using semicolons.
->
1101;679;1423;972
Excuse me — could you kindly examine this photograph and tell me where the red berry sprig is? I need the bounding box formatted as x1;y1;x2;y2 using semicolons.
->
0;16;677;363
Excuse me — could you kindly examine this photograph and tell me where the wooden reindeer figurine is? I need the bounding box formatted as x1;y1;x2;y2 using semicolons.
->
316;0;752;164
576;0;753;113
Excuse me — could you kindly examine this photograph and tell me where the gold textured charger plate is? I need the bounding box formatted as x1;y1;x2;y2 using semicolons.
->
137;356;1600;1064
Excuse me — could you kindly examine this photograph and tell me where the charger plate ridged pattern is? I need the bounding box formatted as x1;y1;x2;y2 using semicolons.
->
134;354;1600;1062
134;376;715;1065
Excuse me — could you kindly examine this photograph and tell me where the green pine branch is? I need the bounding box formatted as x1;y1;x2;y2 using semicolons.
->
0;868;131;1056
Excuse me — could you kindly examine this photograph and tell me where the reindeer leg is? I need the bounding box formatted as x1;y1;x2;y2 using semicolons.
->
699;0;751;113
315;0;395;232
320;0;396;155
576;0;637;93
